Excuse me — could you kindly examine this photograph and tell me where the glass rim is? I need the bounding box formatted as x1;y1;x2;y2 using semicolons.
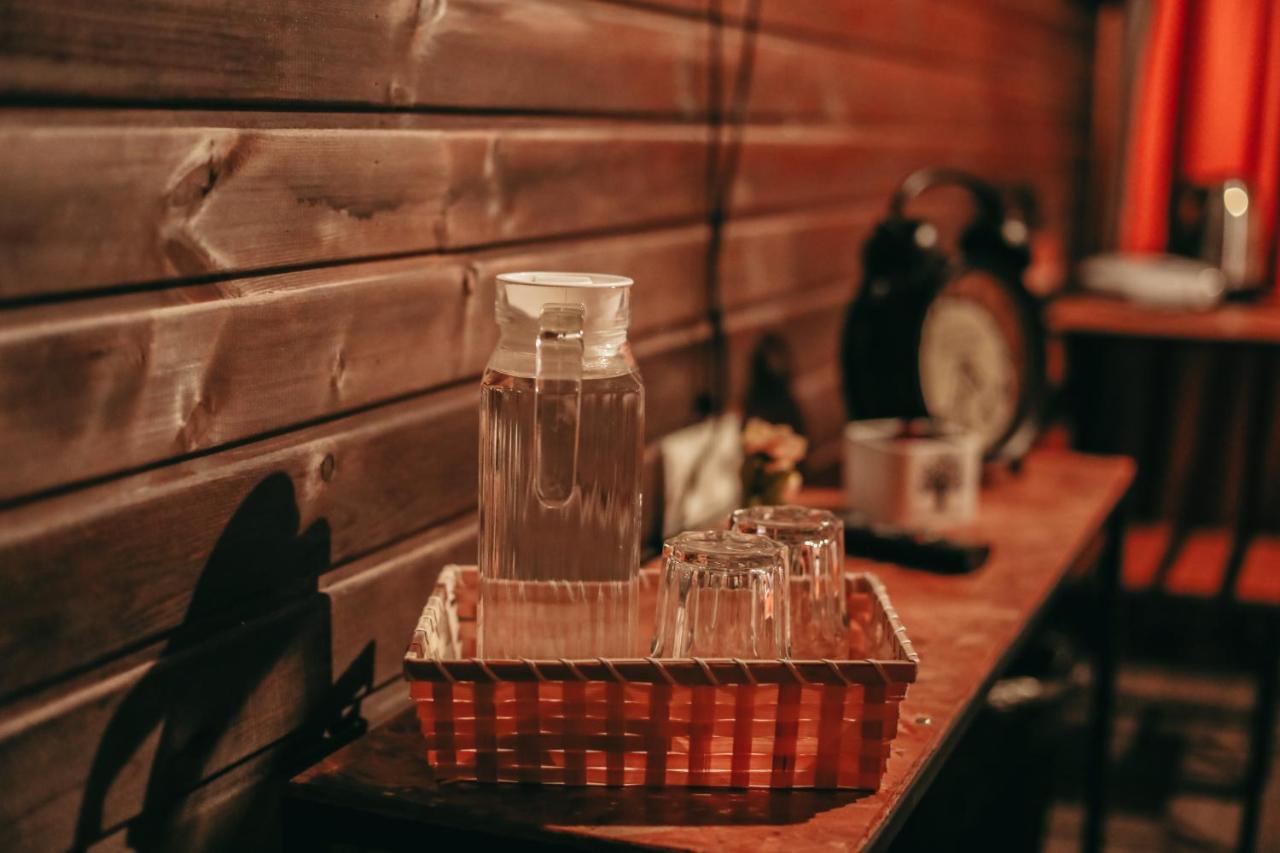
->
730;505;842;535
662;529;787;571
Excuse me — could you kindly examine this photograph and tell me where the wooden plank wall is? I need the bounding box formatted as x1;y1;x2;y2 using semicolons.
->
0;1;1092;848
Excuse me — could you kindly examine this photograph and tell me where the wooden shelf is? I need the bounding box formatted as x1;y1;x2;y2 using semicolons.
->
287;450;1133;852
1048;294;1280;345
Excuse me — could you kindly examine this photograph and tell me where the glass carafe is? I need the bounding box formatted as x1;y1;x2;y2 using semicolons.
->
478;272;644;658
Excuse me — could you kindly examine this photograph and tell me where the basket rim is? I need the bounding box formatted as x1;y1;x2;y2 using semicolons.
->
404;565;920;686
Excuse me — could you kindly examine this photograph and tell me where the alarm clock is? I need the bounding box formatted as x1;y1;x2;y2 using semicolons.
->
840;169;1047;462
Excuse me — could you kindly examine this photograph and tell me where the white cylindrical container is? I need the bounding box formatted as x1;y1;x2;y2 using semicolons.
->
842;418;981;528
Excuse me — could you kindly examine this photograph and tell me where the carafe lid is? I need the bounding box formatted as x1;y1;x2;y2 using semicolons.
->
496;272;632;336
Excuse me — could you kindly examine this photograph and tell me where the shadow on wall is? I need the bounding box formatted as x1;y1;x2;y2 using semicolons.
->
73;473;374;850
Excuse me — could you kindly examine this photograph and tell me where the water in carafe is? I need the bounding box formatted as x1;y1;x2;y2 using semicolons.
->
478;273;644;658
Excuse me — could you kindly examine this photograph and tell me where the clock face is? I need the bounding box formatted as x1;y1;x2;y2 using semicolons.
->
918;271;1027;452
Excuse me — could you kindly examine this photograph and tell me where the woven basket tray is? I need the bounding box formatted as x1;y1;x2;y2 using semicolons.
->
404;565;918;790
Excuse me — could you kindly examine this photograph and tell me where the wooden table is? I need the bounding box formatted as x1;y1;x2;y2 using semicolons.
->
287;450;1133;852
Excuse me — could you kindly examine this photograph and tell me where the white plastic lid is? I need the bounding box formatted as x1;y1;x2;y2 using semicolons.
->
496;272;633;288
495;271;632;335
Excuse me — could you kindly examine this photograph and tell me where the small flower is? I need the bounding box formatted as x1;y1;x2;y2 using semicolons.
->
742;418;808;466
741;417;779;455
740;419;808;505
768;432;808;468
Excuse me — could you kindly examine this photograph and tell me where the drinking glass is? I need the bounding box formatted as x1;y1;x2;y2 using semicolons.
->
731;505;847;658
650;530;790;658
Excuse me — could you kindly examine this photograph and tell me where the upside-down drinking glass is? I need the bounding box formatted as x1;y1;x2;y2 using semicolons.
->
731;505;847;658
650;530;790;658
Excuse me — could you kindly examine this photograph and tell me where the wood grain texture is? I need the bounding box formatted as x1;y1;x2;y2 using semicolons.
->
730;125;1079;230
324;517;476;695
0;202;860;500
632;0;1090;46
0;0;1086;123
0;226;708;500
0;384;478;701
85;666;416;853
744;27;1086;130
0;121;705;298
0;594;332;852
0;118;1079;299
0;469;693;851
0;0;710;115
287;452;1134;851
90;740;290;853
753;4;1088;123
80;667;417;852
6;190;1041;502
0;539;441;853
0;338;712;702
0;276;840;706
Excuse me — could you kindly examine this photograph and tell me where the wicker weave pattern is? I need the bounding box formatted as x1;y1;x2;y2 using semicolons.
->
404;566;918;790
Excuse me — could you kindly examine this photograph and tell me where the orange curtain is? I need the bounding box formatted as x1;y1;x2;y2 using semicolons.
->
1120;0;1280;294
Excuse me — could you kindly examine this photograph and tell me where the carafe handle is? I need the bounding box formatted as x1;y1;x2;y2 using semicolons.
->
534;303;584;505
